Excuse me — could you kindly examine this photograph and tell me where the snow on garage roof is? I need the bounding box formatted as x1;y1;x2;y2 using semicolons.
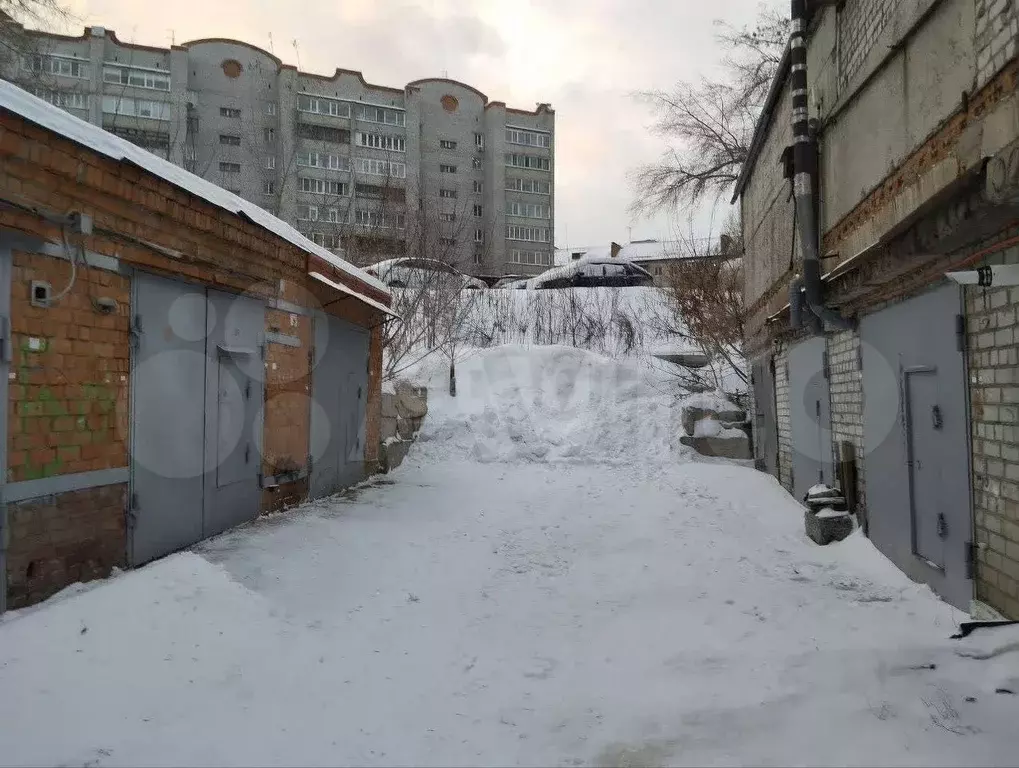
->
0;80;390;297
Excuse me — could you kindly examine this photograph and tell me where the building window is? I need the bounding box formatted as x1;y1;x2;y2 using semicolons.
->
264;127;275;142
264;180;275;195
101;95;172;121
356;210;405;229
508;249;552;266
103;64;171;91
505;177;551;194
29;88;88;111
219;134;241;146
23;54;90;79
298;123;351;144
506;201;550;219
356;132;405;152
219;162;241;173
357;158;407;178
357;104;406;126
220;107;241;118
474;132;485;149
473;180;483;194
297;152;350;171
475;229;484;244
506;225;550;243
299;177;348;196
108;126;169;155
296;205;319;221
266;156;276;170
505;153;550;171
355;183;403;202
439;188;457;199
473;204;483;217
440;164;457;174
440;139;457;150
267;102;278;115
506;127;551;148
298;94;350;118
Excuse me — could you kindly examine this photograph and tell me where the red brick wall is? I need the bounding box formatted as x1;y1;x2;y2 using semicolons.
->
8;251;131;483
5;483;127;608
0;108;390;608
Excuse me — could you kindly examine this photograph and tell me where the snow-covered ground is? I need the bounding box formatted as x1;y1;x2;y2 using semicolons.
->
2;346;1018;767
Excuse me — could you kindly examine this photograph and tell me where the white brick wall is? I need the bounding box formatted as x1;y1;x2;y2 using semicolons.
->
775;346;793;493
976;0;1019;86
837;0;898;93
826;329;866;513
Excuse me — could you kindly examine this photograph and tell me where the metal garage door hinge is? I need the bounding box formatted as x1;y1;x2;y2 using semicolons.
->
965;540;977;580
0;316;11;364
956;314;967;353
125;492;139;529
129;314;143;350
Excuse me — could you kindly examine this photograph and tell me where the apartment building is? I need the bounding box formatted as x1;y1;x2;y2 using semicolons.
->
3;25;556;275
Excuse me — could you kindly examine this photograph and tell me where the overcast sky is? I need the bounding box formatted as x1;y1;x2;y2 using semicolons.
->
60;0;780;248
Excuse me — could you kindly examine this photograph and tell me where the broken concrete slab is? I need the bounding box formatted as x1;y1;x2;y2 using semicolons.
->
680;434;752;460
804;509;854;545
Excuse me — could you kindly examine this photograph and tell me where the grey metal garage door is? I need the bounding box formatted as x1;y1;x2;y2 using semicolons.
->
788;336;834;503
861;283;972;609
129;275;207;565
130;276;264;565
309;312;370;500
752;354;779;477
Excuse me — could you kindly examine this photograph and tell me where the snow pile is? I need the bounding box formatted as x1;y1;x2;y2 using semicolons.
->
406;345;691;466
681;390;742;413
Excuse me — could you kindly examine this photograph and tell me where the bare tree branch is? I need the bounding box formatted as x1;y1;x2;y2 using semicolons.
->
630;3;787;216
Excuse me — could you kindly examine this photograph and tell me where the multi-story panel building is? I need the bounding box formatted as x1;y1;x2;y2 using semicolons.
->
4;25;556;275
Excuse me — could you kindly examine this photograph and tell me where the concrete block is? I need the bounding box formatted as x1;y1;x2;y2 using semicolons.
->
804;509;854;545
679;433;752;460
394;382;428;419
397;416;416;440
681;405;746;435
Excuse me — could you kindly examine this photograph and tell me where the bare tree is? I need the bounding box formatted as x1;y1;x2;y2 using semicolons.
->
644;215;747;392
0;0;69;73
630;3;787;215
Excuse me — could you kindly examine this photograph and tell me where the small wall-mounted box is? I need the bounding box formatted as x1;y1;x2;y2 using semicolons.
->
30;281;52;308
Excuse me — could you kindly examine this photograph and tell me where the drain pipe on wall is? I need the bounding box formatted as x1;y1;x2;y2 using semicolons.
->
790;0;854;333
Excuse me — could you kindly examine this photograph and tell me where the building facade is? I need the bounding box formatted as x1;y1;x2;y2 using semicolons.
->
737;0;1019;618
3;25;555;276
0;76;393;611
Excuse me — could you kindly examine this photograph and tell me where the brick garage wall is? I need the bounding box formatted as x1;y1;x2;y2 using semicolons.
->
260;306;312;514
966;243;1019;617
826;329;866;512
5;483;126;608
976;0;1019;87
8;251;130;482
775;346;793;493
